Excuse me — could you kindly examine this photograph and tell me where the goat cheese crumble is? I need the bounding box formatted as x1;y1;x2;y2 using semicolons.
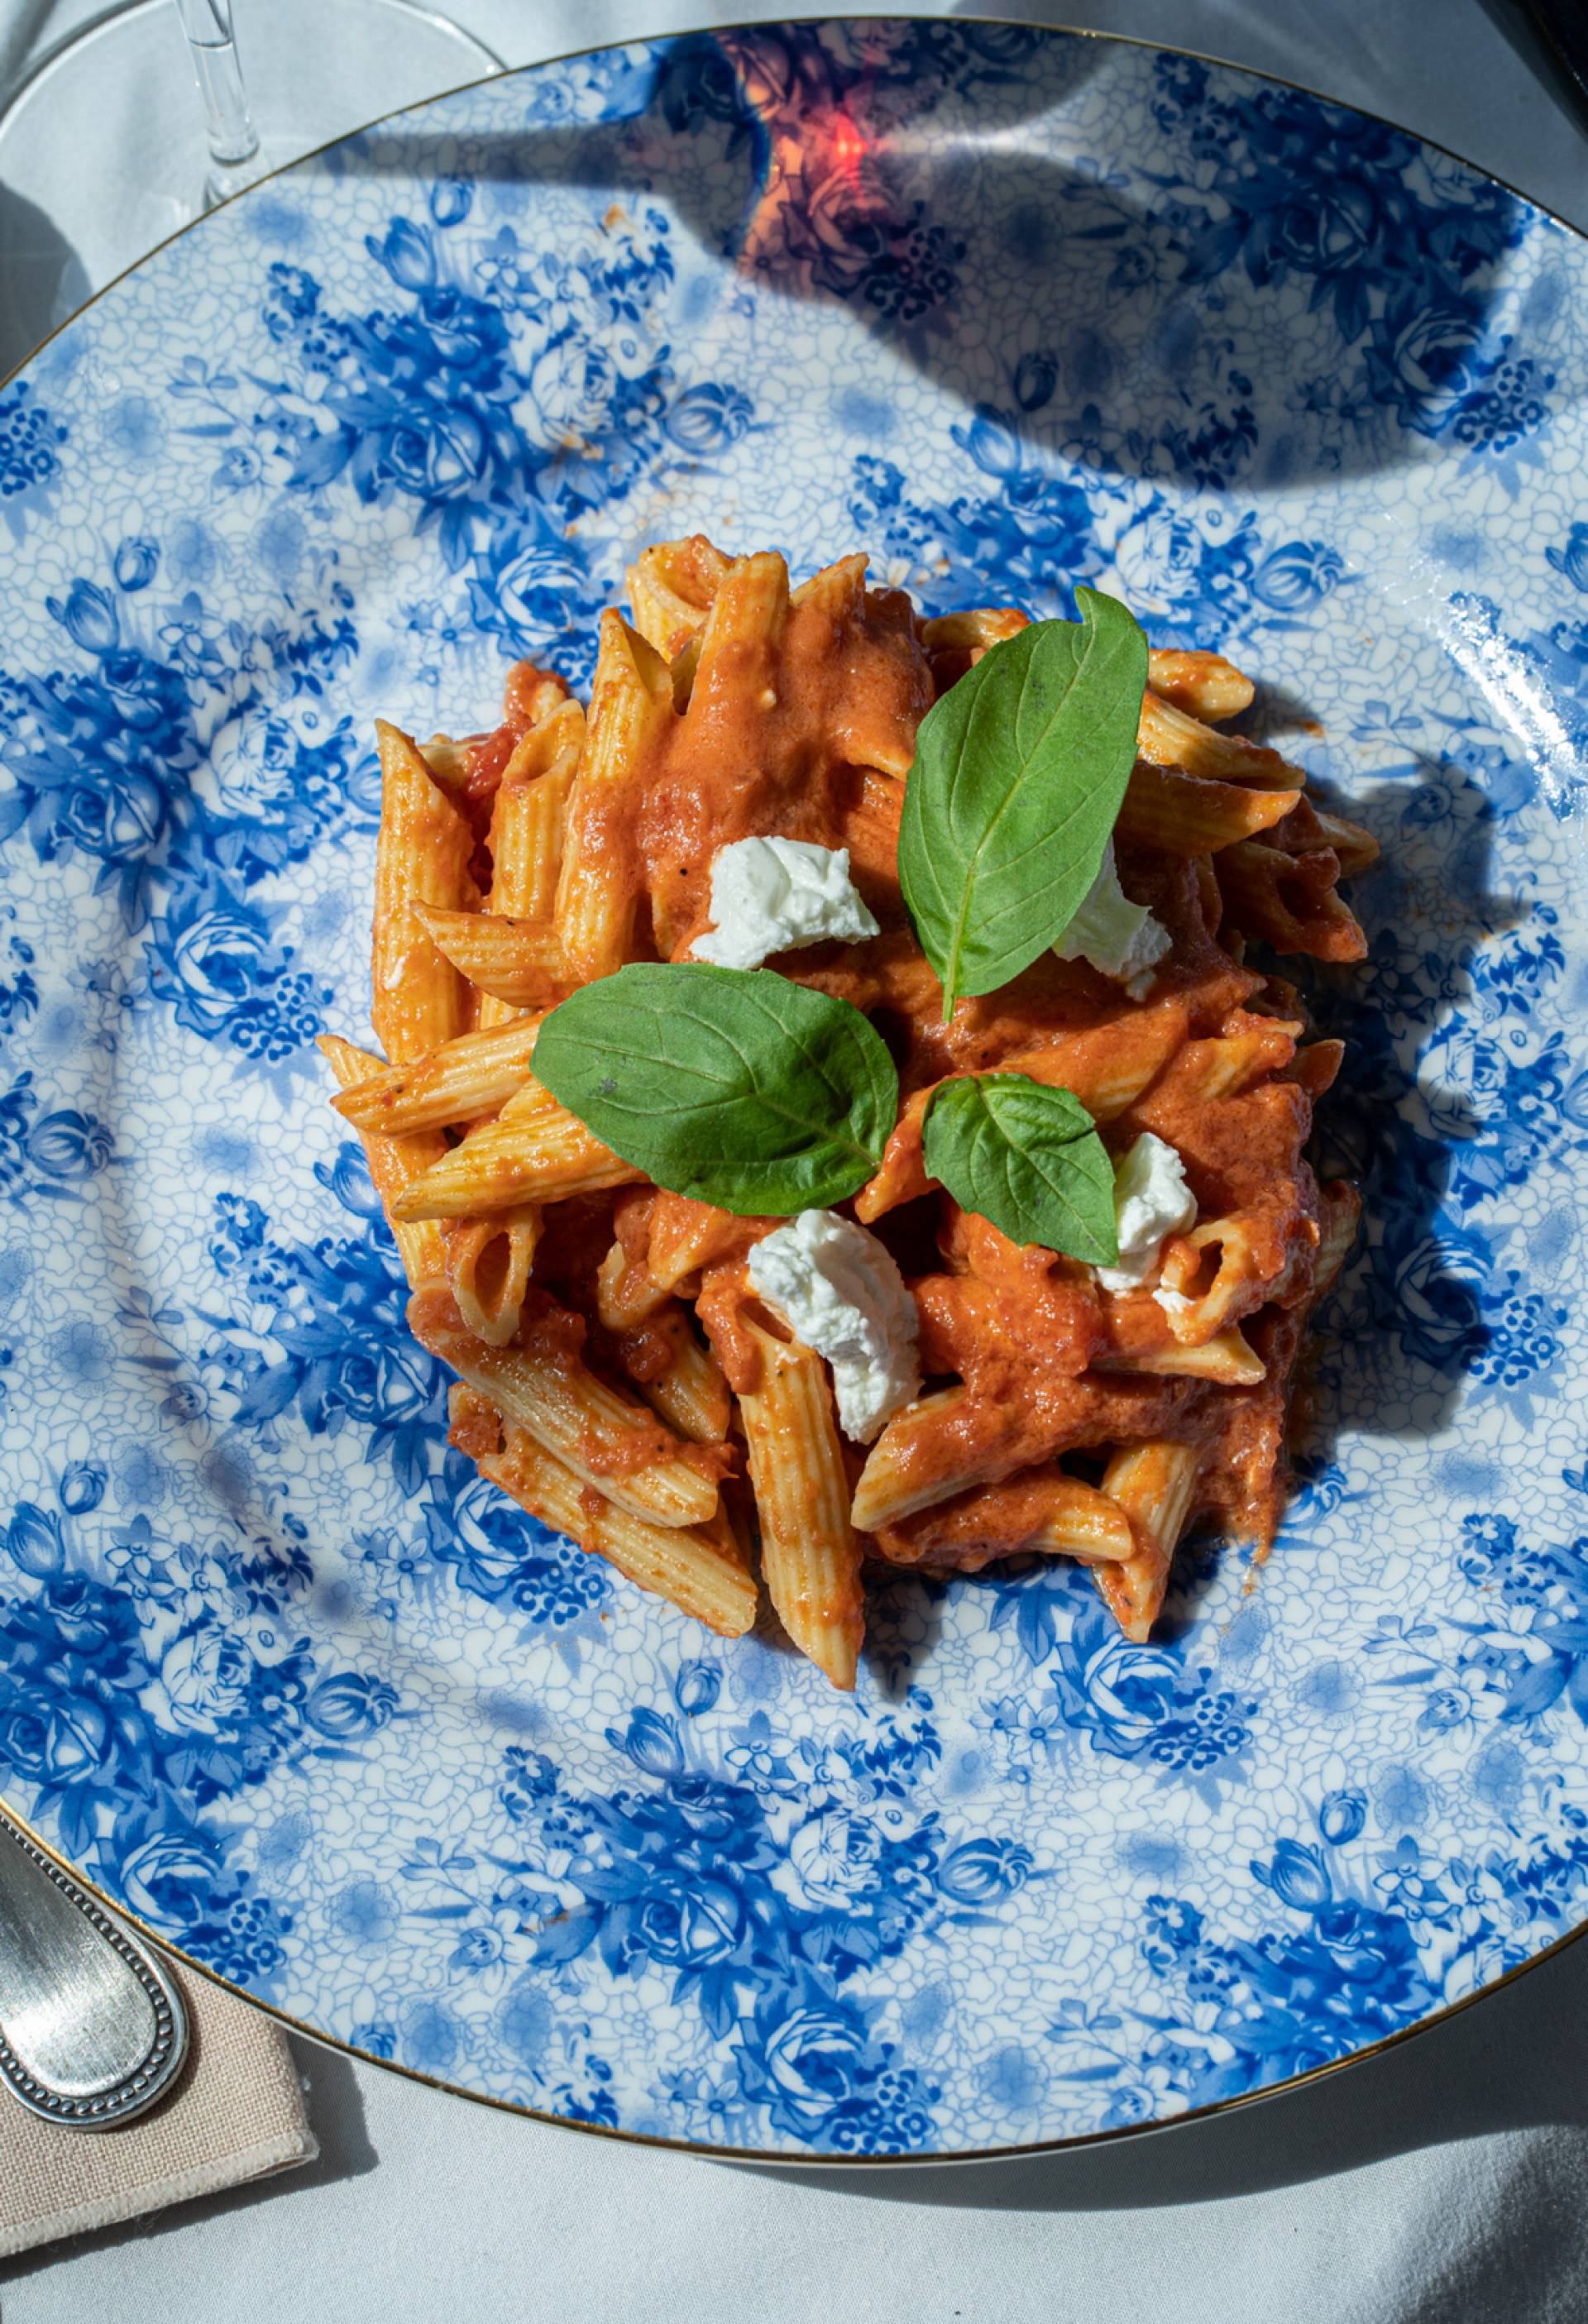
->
1054;840;1172;1001
747;1208;921;1442
691;837;880;972
1094;1132;1198;1294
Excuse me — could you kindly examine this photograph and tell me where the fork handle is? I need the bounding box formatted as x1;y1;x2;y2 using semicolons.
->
0;1816;189;2129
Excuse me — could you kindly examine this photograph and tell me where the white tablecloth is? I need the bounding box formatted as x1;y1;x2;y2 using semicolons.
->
2;3;1586;2317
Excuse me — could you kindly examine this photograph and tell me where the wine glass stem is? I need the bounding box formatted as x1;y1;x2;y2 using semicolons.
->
172;0;261;207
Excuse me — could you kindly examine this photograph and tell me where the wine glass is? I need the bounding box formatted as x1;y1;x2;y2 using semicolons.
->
0;0;503;375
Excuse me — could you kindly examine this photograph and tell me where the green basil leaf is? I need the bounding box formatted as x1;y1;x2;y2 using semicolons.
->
533;963;898;1216
921;1073;1119;1264
899;590;1149;1021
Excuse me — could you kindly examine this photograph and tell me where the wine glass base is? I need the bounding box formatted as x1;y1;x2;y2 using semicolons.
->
0;0;500;375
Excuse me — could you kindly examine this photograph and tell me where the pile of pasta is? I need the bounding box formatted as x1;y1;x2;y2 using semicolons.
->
320;538;1370;1690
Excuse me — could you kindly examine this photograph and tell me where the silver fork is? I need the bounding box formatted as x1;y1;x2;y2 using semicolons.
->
0;1816;189;2128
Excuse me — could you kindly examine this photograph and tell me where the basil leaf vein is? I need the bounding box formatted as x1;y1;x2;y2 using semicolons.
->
533;963;898;1216
899;590;1149;1020
921;1073;1119;1264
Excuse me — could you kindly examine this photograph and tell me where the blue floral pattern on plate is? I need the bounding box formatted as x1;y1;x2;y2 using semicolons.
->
0;22;1586;2155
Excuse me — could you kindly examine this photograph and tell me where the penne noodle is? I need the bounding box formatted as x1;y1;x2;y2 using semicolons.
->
918;607;1028;655
317;1035;447;1290
1098;1329;1268;1387
1137;692;1306;791
414;903;565;1010
872;1466;1135;1570
1116;760;1300;857
390;1080;642;1220
1155;1212;1306;1344
371;720;476;1060
856;1006;1189;1223
330;1013;543;1136
1288;1040;1346;1100
554;614;675;983
644;1195;760;1293
1095;1440;1202;1643
1155;1017;1301;1107
625;535;732;660
445;1208;539;1348
734;1318;864;1690
1306;808;1380;878
1145;648;1255;722
596;1234;673;1331
476;1412;755;1638
475;702;583;1028
1313;1181;1363;1297
849;1388;987;1533
693;550;791;681
619;1303;733;1446
789;551;868;624
411;1288;718;1528
1216;841;1367;962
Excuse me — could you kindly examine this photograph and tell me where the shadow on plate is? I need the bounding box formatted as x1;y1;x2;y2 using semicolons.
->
313;23;1541;499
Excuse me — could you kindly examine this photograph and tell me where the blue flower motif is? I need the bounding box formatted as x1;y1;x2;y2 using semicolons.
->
113;538;159;592
0;382;68;502
1547;523;1588;594
1318;1789;1367;1845
57;1461;106;1515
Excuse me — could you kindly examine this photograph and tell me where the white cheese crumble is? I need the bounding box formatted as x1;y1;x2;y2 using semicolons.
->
691;837;880;972
1094;1132;1198;1294
1053;840;1172;1001
747;1208;921;1442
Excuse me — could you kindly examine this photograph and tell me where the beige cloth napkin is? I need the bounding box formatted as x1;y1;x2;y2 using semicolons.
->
0;1958;318;2259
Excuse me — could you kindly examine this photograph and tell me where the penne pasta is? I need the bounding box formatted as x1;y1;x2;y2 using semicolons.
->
873;1465;1135;1570
1155;1212;1306;1345
619;1303;733;1446
389;1079;642;1220
918;608;1028;655
475;701;583;1029
856;1006;1189;1223
1288;1040;1345;1100
1116;760;1300;857
644;1195;760;1294
445;1208;540;1348
596;1231;673;1332
1216;841;1368;961
1144;648;1255;722
317;1034;447;1290
1137;692;1307;791
465;1400;755;1638
413;904;564;1010
327;543;1370;1657
625;534;732;660
849;1388;988;1533
734;1317;864;1690
1099;1328;1268;1387
331;1013;543;1136
371;720;476;1060
554;614;675;983
411;1288;719;1528
1094;1440;1202;1642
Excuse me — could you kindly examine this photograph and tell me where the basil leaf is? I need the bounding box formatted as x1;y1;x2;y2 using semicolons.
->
921;1073;1119;1264
899;591;1149;1021
533;963;898;1216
